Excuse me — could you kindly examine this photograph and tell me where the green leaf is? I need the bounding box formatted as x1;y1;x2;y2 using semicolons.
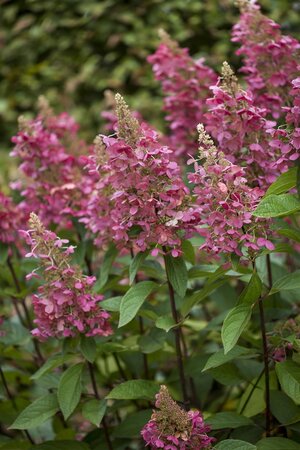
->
203;346;255;371
31;354;74;380
278;228;300;243
58;363;84;419
113;409;152;438
256;437;300;450
238;373;278;417
276;360;300;404
221;305;252;354
270;270;300;294
139;329;166;354
270;390;300;425
100;296;122;312
238;272;262;305
155;315;176;332
29;441;90;450
164;254;188;298
94;244;118;291
181;278;227;317
0;443;30;450
207;412;253;430
10;394;59;429
266;167;297;196
82;399;106;427
129;250;148;284
253;194;300;218
80;336;96;363
209;363;244;386
214;440;257;450
0;242;9;265
118;281;157;327
106;380;158;400
182;240;195;265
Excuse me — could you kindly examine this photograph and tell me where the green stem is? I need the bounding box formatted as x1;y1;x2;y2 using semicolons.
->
254;260;271;436
240;368;265;415
163;253;189;409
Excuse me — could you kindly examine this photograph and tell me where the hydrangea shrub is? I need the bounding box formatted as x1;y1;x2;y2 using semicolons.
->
1;1;300;449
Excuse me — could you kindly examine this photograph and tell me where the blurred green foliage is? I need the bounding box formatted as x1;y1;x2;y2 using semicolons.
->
1;0;300;151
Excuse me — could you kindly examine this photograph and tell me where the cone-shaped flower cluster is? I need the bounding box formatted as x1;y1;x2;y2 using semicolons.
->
189;125;274;256
11;101;92;228
205;62;281;189
21;213;112;341
148;31;217;158
83;94;196;255
141;385;214;449
232;0;300;118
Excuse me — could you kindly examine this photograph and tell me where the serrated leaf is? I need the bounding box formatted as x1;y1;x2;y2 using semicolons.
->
82;399;106;427
203;346;255;371
214;440;256;450
58;363;84;419
164;254;187;298
207;412;253;429
253;194;300;218
129;251;148;284
266;167;297;196
270;270;300;294
221;305;252;354
276;360;300;404
106;380;158;400
80;336;96;363
256;437;300;449
118;281;157;327
238;272;262;305
10;394;59;430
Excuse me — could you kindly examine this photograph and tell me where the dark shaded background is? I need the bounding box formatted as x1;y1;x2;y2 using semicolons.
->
1;0;300;153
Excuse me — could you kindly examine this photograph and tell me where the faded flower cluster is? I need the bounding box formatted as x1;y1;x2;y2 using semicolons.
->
141;385;214;449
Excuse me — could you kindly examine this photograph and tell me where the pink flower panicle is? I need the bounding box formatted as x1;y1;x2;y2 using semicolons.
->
37;96;81;147
83;94;196;255
141;385;214;449
266;73;300;172
0;192;21;244
101;89;143;133
23;213;112;341
188;124;274;256
11;105;92;228
232;0;300;118
148;30;217;158
205;62;281;189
